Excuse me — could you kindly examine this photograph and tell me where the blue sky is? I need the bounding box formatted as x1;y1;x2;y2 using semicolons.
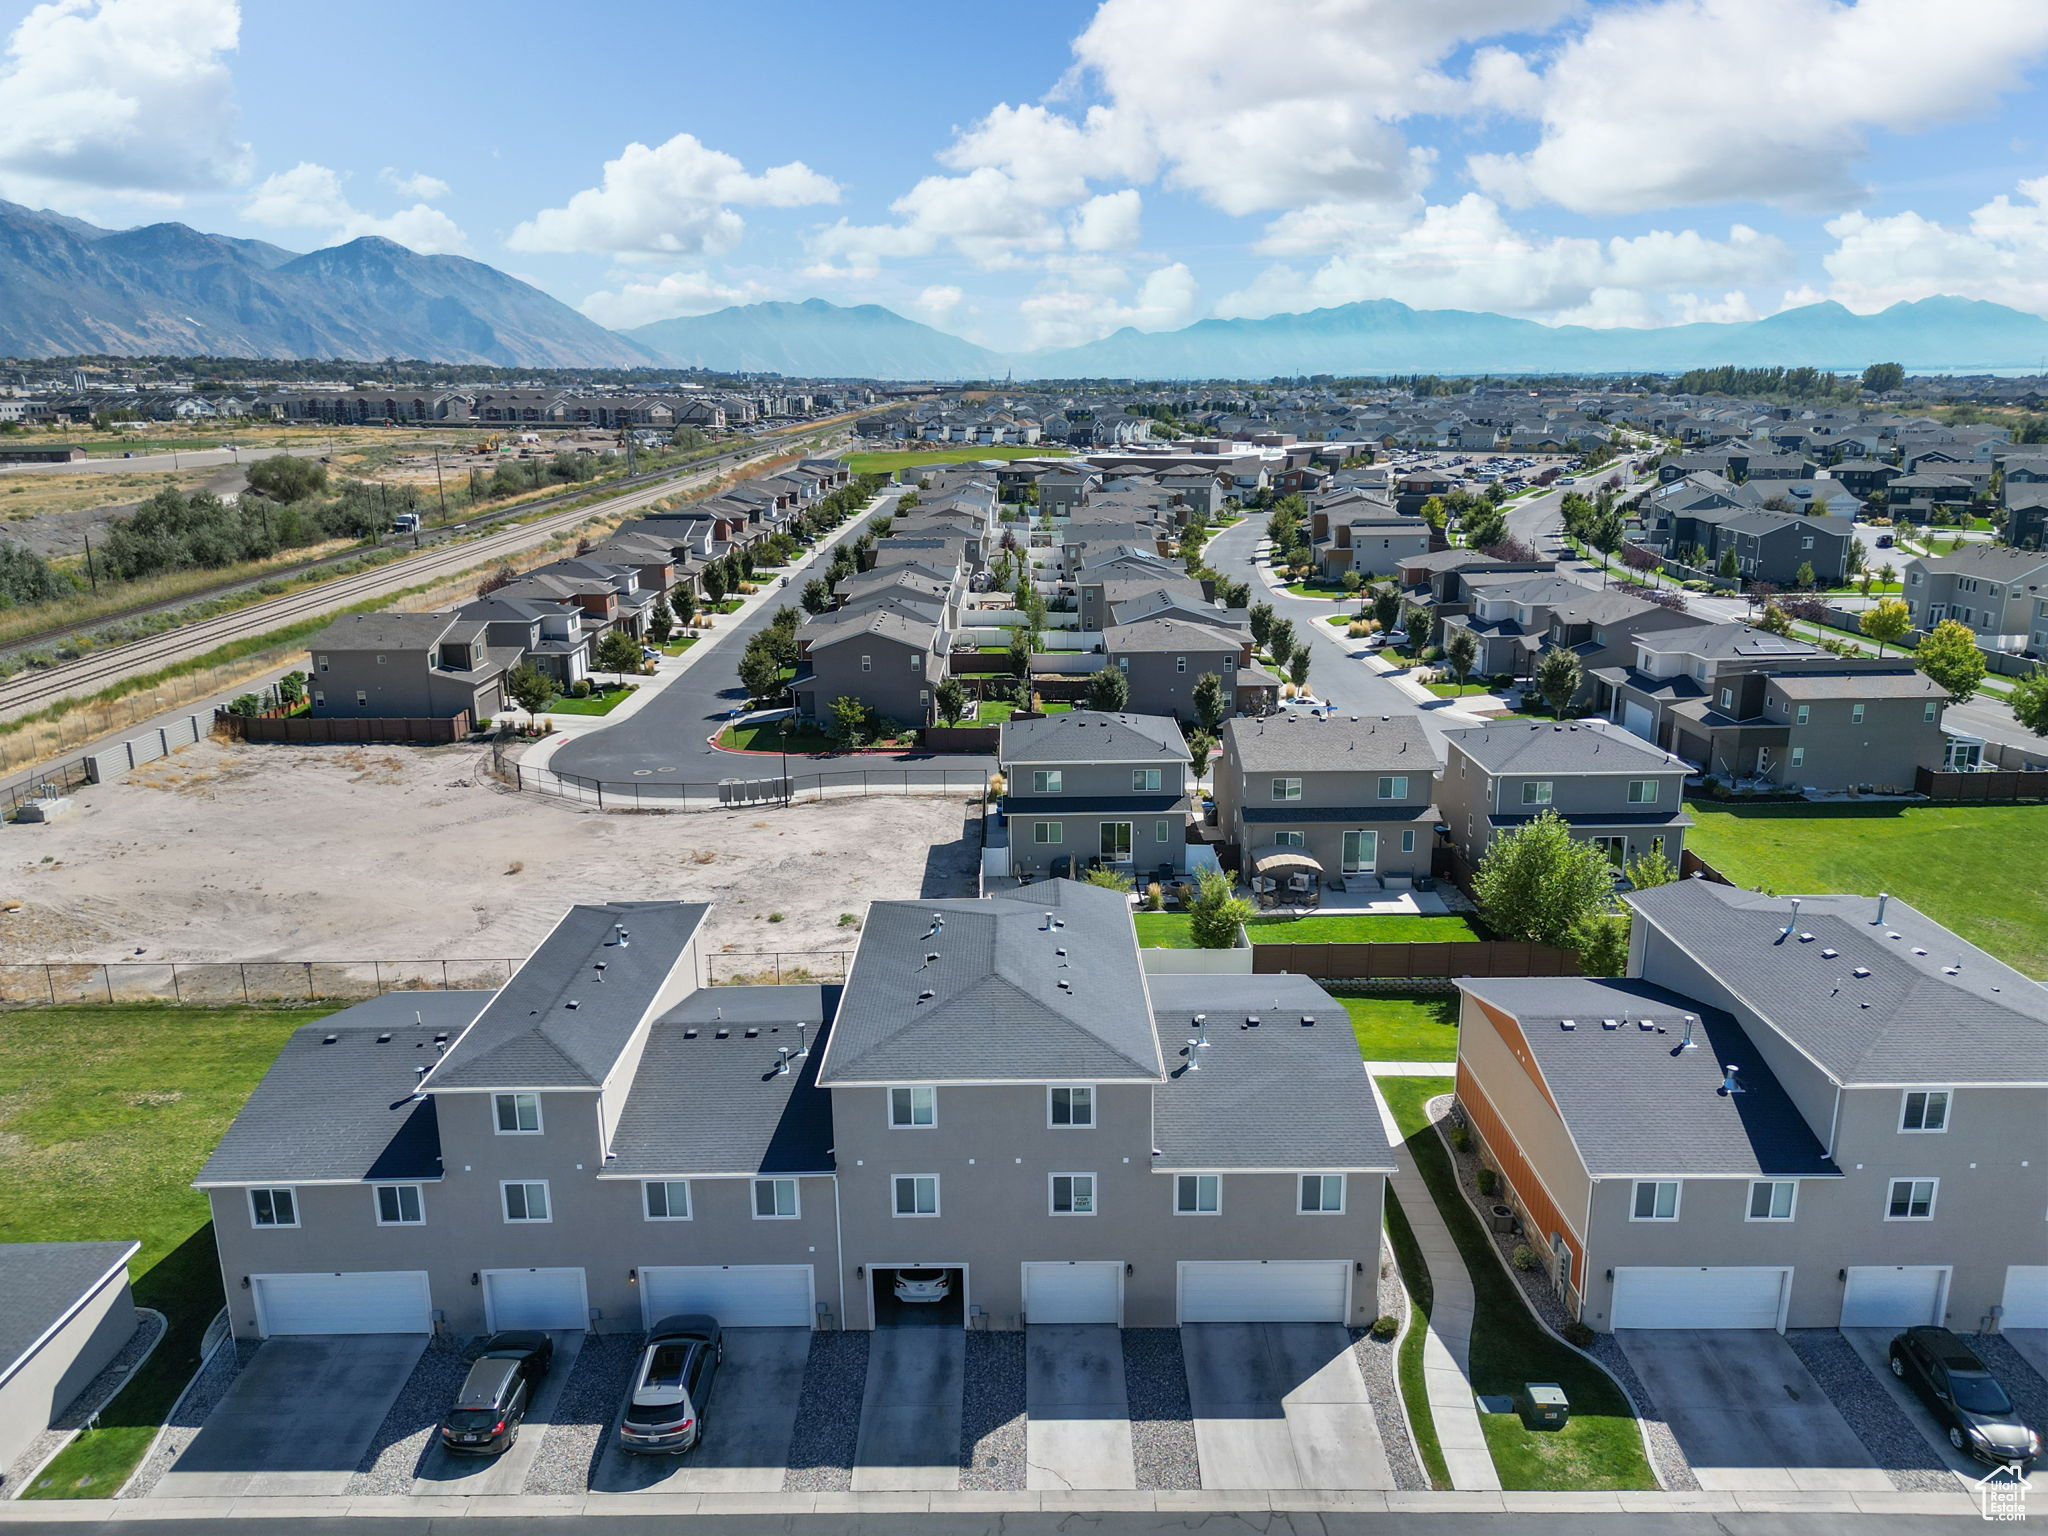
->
5;0;2048;351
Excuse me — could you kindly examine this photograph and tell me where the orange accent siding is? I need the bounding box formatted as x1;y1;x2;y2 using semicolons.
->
1469;997;1562;1115
1456;1064;1586;1291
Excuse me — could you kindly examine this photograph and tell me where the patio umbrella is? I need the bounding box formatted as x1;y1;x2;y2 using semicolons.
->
1249;845;1324;876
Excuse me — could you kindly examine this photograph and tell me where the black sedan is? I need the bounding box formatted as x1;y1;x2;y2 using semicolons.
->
439;1331;556;1455
1889;1326;2040;1468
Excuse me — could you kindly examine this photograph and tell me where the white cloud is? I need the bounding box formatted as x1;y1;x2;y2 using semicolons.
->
1069;189;1142;251
578;270;765;329
910;284;965;323
379;167;448;202
1021;261;1200;349
241;160;467;254
0;0;252;206
1819;177;2048;313
1218;194;1792;325
508;132;838;258
1469;0;2048;214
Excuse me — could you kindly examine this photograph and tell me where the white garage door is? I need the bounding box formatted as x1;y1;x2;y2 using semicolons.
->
1841;1266;1948;1328
2001;1267;2048;1329
1023;1262;1122;1325
253;1271;432;1336
1621;701;1656;742
1179;1260;1350;1323
482;1268;588;1331
639;1265;814;1329
1611;1267;1789;1330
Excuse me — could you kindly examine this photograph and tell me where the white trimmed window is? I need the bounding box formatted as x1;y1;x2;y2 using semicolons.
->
1887;1177;1937;1220
374;1184;423;1226
1521;780;1553;805
643;1181;691;1220
1851;703;1866;723
1795;704;1811;725
893;1174;940;1217
1627;779;1658;804
501;1180;550;1223
1299;1174;1345;1214
1377;775;1409;800
1176;1174;1220;1214
1746;1181;1796;1221
1271;777;1302;801
493;1093;541;1135
1132;768;1163;791
1273;829;1305;848
1630;1180;1679;1221
1051;1173;1096;1215
1923;701;1939;722
1049;1085;1095;1127
1032;770;1062;794
249;1187;298;1228
1900;1090;1949;1133
1032;821;1063;844
890;1086;937;1128
754;1178;799;1219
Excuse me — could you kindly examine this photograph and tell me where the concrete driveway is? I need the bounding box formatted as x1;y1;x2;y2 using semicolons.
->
411;1331;584;1497
1618;1330;1889;1493
2007;1330;2048;1386
1840;1328;2048;1496
1025;1325;1134;1491
589;1327;810;1495
152;1334;428;1498
851;1328;964;1492
1180;1323;1393;1490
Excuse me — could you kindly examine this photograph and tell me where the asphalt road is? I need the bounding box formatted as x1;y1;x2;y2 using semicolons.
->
0;441;336;476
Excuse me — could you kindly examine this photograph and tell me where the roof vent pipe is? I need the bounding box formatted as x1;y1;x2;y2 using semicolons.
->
1680;1014;1698;1049
1781;897;1801;938
1875;891;1889;924
1721;1063;1744;1095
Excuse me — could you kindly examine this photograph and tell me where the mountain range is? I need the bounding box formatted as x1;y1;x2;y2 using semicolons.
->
6;200;2048;380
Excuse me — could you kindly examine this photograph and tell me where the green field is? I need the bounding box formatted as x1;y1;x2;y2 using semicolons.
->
848;446;1075;475
1685;800;2048;978
1132;912;1482;948
1342;991;1461;1061
5;1006;327;1499
718;719;840;754
542;682;637;715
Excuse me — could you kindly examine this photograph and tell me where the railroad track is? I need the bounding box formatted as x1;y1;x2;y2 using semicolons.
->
0;428;843;721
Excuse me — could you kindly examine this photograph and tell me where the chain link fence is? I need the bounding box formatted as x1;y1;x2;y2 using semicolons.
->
499;753;992;812
704;950;855;986
0;957;520;1008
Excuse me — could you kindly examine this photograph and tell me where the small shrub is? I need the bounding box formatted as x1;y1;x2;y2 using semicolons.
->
1369;1314;1399;1341
1561;1321;1596;1348
1449;1124;1472;1153
1476;1167;1498;1197
1145;881;1163;912
1511;1243;1538;1272
505;860;524;875
570;678;592;698
767;912;784;923
837;912;860;928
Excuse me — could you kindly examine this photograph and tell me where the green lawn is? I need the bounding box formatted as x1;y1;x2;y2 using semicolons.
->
542;682;637;715
718;719;841;754
1383;1188;1449;1488
1685;800;2048;978
6;1006;330;1499
1132;912;1482;948
1340;991;1460;1061
1377;1075;1655;1491
1424;680;1492;698
848;445;1072;474
1280;581;1355;600
657;635;700;656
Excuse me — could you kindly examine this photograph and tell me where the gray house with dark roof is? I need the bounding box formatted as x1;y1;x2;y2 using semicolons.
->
997;712;1191;879
0;1242;142;1474
306;612;517;722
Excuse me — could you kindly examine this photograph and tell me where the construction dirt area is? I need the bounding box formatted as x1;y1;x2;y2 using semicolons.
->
0;739;982;985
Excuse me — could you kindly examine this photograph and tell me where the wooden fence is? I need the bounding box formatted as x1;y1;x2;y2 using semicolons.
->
1250;940;1580;980
1914;766;2048;802
1678;848;1733;884
223;713;472;745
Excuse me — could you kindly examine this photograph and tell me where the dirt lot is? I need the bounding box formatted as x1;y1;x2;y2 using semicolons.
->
0;740;980;968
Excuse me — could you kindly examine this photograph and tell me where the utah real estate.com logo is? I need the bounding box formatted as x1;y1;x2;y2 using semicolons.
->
1974;1464;2026;1522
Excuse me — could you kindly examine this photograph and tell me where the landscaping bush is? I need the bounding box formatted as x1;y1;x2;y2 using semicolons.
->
1476;1167;1499;1197
1449;1124;1472;1153
1511;1243;1538;1272
569;679;592;699
1145;881;1163;912
1561;1321;1596;1348
1370;1314;1399;1341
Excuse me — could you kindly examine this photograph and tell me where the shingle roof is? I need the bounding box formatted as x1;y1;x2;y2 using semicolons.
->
1150;975;1394;1171
1766;671;1943;699
1000;711;1187;764
1634;623;1819;661
819;880;1162;1084
801;608;937;651
1457;977;1840;1178
0;1241;140;1390
426;903;708;1091
1222;711;1436;774
1914;545;2048;579
307;612;454;652
1445;719;1687;774
196;991;487;1184
1104;616;1243;654
1625;882;2048;1085
605;986;837;1178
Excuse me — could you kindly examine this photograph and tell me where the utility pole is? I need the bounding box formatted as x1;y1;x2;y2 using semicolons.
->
82;532;98;596
433;447;447;523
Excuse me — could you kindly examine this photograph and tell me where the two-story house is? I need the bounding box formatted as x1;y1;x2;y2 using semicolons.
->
997;712;1191;879
1905;545;2048;648
1453;880;2048;1333
791;607;949;729
1101;616;1279;720
305;612;517;722
1211;713;1438;886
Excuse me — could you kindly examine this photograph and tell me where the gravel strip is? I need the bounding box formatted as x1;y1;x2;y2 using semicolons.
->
1973;1333;2048;1433
1784;1329;1954;1492
1433;1092;1698;1492
122;1339;260;1500
1354;1237;1428;1492
344;1337;474;1496
782;1331;869;1492
958;1330;1025;1490
522;1332;640;1497
1121;1327;1199;1491
3;1308;166;1496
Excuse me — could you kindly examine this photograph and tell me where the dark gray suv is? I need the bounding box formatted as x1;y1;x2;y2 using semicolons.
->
439;1331;555;1455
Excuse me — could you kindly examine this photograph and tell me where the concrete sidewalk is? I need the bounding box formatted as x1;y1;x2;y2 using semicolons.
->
1369;1075;1501;1492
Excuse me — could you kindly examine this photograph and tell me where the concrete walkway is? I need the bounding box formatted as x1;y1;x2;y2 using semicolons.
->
1369;1076;1501;1492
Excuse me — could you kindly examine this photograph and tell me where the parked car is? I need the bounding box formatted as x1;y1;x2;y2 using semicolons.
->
439;1331;555;1455
618;1314;722;1455
1888;1327;2040;1468
893;1268;952;1305
1875;534;1895;548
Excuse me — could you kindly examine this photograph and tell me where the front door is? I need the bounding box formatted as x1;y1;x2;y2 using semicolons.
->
1341;830;1378;873
1099;821;1133;863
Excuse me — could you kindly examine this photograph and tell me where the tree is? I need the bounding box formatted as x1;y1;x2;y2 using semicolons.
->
1265;617;1296;668
1461;504;1508;549
934;677;970;726
1472;809;1617;948
1444;628;1478;692
1289;650;1311;689
648;605;673;644
1186;728;1215;784
1085;665;1131;712
476;563;518;599
1624;843;1679;891
1007;626;1033;678
1573;914;1631;978
1371;583;1402;633
1192;671;1227;732
1915;617;1986;705
801;576;832;614
1716;548;1739;579
702;563;728;604
1248;600;1276;652
276;670;308;706
1534;645;1582;718
828;695;872;746
504;662;555;716
595;630;642;683
738;636;784;703
1861;361;1906;393
1757;600;1793;636
1794;559;1817;590
244;454;327;502
1186;866;1255;949
1859;597;1911;657
1621;544;1662;585
2010;668;2048;736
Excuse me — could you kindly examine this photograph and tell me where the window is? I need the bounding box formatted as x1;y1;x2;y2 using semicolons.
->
1886;1178;1937;1220
1099;821;1132;860
1850;702;1866;724
910;653;921;671
374;1185;423;1226
1521;780;1553;805
376;654;386;665
1401;829;1415;854
1299;1174;1345;1214
644;1181;692;1220
1789;747;1805;768
1273;829;1305;848
1719;687;1734;710
316;655;329;672
1175;655;1187;673
494;1093;542;1134
860;654;872;672
312;691;324;707
754;1178;800;1219
355;690;368;707
1341;829;1378;873
1377;775;1409;800
1050;1085;1095;1127
1271;777;1302;801
1627;779;1658;804
1031;821;1063;846
1051;1173;1096;1215
1746;1181;1796;1221
1175;1174;1220;1214
1924;701;1939;722
1155;819;1170;843
1032;770;1062;794
1630;1181;1680;1221
1132;768;1162;792
502;1180;550;1223
893;1174;939;1216
890;1085;937;1128
1900;1089;1949;1132
249;1188;297;1228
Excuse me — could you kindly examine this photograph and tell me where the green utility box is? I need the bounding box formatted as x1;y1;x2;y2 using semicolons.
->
1521;1382;1569;1428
